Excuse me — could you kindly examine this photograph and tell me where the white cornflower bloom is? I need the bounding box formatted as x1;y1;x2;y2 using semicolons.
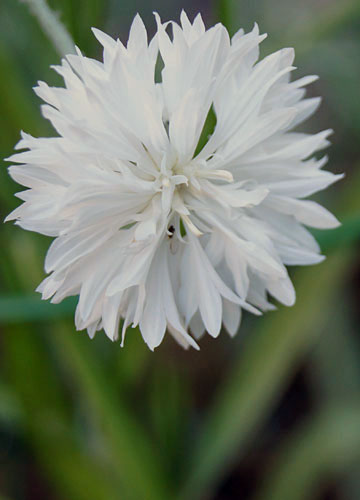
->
5;12;341;350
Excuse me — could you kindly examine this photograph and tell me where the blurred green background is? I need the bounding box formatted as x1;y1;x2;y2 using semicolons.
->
1;0;360;499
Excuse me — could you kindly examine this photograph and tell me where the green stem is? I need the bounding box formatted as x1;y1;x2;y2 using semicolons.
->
21;0;75;56
217;0;231;29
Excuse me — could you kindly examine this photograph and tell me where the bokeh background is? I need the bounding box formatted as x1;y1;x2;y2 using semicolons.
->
1;0;360;499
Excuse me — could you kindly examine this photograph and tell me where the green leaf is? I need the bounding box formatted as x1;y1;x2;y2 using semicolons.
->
216;0;233;32
3;325;123;500
255;405;360;500
0;295;76;324
179;247;356;500
50;324;172;500
0;381;23;429
313;214;360;252
309;300;360;499
290;0;360;56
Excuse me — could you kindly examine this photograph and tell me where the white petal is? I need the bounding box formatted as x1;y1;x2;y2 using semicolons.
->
267;276;296;306
267;196;341;228
223;299;241;337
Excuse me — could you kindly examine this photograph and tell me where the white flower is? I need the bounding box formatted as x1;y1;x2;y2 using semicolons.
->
5;12;341;350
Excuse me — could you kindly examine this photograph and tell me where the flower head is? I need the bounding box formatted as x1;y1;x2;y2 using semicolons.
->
5;12;341;350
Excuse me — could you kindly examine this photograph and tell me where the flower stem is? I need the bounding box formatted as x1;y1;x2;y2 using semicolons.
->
21;0;75;57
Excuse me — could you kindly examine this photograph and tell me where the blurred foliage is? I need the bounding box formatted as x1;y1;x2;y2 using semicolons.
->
1;0;360;499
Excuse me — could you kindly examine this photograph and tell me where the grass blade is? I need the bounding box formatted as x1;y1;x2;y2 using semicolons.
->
49;323;172;500
3;325;123;500
0;295;76;323
21;0;75;56
179;247;356;499
313;214;360;253
255;405;360;500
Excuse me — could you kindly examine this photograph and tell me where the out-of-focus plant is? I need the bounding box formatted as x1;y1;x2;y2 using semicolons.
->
1;1;360;499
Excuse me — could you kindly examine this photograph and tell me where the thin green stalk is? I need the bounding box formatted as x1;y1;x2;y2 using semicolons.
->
20;0;75;56
216;0;232;30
